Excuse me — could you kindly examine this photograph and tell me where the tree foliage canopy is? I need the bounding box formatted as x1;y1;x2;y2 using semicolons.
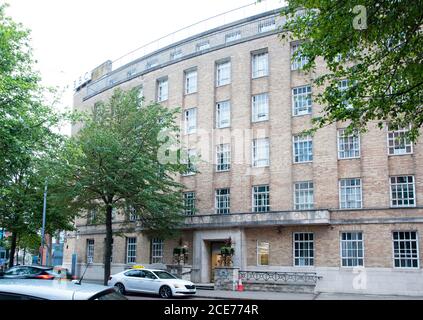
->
280;0;423;140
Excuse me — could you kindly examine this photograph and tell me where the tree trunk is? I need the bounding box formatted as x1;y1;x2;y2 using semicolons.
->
103;205;113;286
23;248;26;265
8;232;17;268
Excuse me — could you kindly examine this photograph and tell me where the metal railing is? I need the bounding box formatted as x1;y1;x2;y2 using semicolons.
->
83;0;285;99
239;271;322;284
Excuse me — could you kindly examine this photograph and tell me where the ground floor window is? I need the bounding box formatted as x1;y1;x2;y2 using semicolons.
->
257;241;269;266
293;233;314;266
393;231;419;268
86;239;94;263
151;238;164;264
126;237;137;264
340;232;364;267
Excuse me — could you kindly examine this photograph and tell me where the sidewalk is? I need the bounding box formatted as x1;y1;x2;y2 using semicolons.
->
195;289;423;300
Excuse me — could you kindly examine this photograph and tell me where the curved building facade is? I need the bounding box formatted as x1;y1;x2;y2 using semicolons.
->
66;7;423;295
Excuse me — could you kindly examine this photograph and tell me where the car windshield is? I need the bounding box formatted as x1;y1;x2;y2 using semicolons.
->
153;271;177;279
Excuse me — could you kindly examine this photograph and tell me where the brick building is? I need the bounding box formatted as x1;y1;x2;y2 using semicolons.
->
64;5;423;295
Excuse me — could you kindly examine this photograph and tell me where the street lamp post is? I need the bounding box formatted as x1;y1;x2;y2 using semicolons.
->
40;180;47;266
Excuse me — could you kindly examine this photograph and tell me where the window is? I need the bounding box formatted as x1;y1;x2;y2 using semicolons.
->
252;51;269;78
184;108;197;134
393;231;419;268
196;41;210;52
252;185;270;212
292;85;312;116
183;192;196;216
258;18;276;33
293;135;313;163
257;241;269;266
137;86;144;107
151;238;164;264
126;237;137;264
252;93;269;122
111;208;117;221
338;129;360;159
387;126;413;155
293;233;314;266
215;188;230;214
216;100;231;128
87;209;97;225
216;144;231;172
338;79;353;109
294;181;314;210
170;49;182;60
252;138;270;167
340;232;364;267
339;178;362;209
128;206;137;222
390;176;415;207
183;149;197;176
184;69;197;94
225;31;241;43
86;239;94;263
291;44;308;70
146;59;158;69
157;78;168;102
216;60;231;86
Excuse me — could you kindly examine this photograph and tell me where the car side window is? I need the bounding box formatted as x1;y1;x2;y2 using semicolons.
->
27;267;41;275
124;270;141;277
143;271;157;279
0;292;45;300
5;267;28;275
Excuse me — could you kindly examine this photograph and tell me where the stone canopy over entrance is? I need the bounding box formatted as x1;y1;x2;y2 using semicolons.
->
191;228;246;283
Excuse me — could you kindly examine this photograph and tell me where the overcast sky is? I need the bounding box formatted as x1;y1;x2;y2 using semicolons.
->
5;0;283;134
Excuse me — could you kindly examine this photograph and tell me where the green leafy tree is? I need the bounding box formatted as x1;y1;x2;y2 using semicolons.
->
0;4;74;266
279;1;422;140
57;88;189;285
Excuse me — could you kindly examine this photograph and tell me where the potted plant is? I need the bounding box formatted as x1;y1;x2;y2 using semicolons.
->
219;237;235;266
172;238;188;265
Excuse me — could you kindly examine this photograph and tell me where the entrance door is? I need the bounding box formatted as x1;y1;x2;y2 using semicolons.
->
210;242;225;282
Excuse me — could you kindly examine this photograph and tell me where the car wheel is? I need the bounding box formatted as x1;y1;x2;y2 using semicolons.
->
159;285;172;299
115;283;126;295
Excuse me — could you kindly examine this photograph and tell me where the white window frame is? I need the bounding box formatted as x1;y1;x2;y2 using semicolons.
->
258;18;276;33
252;138;270;167
340;232;364;267
215;188;230;214
252;50;269;78
157;78;168;102
252;185;270;213
293;233;314;267
387;126;413;155
183;192;196;216
257;241;270;266
184;69;197;95
252;93;269;122
216;100;231;128
86;239;94;264
182;149;197;176
337;129;361;159
151;238;164;264
390;176;416;208
291;44;308;71
126;237;137;264
292;85;312;116
196;41;210;52
338;79;353;109
170;49;183;60
216;144;231;172
392;231;419;269
184;108;197;134
294;181;314;210
216;60;231;87
293;135;313;163
225;31;241;43
339;178;363;209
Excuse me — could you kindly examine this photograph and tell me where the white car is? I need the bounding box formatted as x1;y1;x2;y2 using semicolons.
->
108;268;196;298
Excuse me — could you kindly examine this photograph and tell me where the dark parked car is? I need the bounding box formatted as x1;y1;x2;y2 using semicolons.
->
0;265;59;280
